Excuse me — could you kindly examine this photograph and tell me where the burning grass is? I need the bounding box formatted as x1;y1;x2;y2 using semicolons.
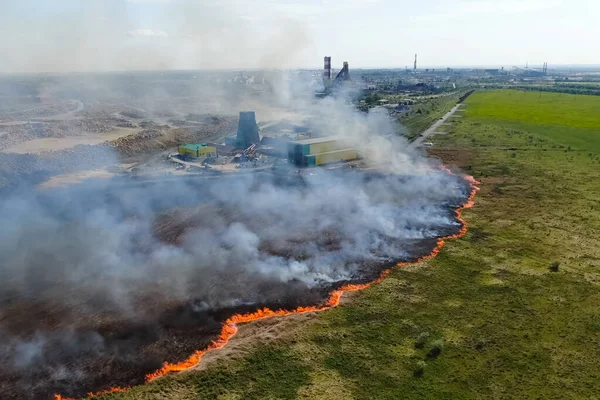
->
100;90;600;399
46;176;476;400
0;166;473;400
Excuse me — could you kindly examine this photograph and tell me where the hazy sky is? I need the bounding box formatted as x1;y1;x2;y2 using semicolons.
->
0;0;598;73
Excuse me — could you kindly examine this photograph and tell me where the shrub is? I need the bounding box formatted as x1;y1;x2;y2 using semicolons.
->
549;261;560;272
413;361;427;377
474;338;487;351
427;339;444;359
414;332;429;349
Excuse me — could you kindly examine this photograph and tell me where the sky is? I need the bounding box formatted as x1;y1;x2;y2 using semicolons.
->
0;0;598;73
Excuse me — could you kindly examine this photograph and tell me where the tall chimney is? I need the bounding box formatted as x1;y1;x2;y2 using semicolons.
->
324;56;331;80
414;53;417;70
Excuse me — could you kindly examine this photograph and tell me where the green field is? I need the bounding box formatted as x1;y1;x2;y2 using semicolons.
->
101;90;600;400
466;90;600;153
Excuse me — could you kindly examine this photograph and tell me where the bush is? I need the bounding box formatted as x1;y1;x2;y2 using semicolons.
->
427;339;444;359
413;361;427;377
474;338;487;351
414;332;429;349
549;261;560;272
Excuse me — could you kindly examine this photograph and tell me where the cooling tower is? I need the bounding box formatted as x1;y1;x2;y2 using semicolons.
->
236;111;260;149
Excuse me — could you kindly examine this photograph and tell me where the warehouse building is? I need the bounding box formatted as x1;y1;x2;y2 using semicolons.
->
287;136;358;166
178;143;217;158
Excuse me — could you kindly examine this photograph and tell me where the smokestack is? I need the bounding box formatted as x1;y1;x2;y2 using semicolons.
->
236;111;260;148
414;54;417;70
342;61;349;80
324;56;331;80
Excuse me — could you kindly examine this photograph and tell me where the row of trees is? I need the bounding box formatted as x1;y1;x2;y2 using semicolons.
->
515;84;600;96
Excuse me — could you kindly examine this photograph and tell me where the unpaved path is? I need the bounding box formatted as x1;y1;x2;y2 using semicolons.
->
410;104;462;149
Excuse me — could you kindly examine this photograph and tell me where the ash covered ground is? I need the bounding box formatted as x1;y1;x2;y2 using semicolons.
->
0;164;471;400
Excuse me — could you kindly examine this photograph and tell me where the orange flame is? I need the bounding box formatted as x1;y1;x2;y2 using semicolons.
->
55;175;479;400
53;387;130;400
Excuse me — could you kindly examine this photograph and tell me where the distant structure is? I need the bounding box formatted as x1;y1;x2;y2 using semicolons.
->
543;62;548;75
414;54;417;70
236;111;260;148
318;57;355;96
335;61;350;81
324;56;331;80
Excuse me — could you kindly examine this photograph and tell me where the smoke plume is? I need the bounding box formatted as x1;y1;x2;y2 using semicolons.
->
0;3;472;399
0;89;471;398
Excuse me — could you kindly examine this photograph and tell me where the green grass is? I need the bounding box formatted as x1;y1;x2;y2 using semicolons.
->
466;90;600;153
98;346;311;400
103;90;600;400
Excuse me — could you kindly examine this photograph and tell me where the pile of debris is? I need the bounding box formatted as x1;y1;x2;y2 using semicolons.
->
110;115;237;158
0;119;113;150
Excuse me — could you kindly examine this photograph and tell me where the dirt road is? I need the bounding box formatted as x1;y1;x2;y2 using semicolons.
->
410;104;462;149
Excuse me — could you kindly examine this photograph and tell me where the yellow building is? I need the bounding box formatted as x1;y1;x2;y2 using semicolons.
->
178;144;217;158
287;137;359;166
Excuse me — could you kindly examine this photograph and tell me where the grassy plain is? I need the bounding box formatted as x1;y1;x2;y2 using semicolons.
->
102;90;600;400
466;89;600;152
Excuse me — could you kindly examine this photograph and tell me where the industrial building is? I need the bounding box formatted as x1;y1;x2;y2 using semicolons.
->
288;136;358;166
322;57;352;92
178;143;217;158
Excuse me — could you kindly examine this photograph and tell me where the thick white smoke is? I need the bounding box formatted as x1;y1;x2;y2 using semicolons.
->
0;72;474;399
0;4;473;393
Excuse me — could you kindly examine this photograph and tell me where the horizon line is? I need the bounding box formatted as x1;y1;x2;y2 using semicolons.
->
2;64;600;76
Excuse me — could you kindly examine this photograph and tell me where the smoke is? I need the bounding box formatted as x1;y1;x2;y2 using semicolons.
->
0;158;466;309
0;0;314;74
0;3;473;399
0;92;471;397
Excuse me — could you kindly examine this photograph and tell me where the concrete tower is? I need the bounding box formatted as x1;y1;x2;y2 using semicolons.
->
236;111;260;149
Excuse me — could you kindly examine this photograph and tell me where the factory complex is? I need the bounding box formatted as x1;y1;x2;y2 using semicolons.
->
174;107;360;173
168;56;365;175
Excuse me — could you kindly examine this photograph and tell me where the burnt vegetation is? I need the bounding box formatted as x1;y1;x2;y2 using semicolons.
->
0;169;472;399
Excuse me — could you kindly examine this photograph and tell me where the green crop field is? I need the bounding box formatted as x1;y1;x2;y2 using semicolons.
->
101;90;600;400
